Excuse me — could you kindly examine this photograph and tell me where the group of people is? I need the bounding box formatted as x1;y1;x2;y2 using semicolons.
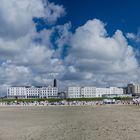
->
0;100;104;106
0;98;139;106
132;98;140;105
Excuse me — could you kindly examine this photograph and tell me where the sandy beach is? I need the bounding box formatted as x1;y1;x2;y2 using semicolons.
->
0;105;139;140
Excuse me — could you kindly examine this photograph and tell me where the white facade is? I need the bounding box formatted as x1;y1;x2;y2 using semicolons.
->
67;87;81;98
26;87;40;98
96;88;111;97
40;86;58;98
81;87;96;98
7;87;26;98
67;86;124;98
110;87;124;95
96;87;123;97
7;86;58;99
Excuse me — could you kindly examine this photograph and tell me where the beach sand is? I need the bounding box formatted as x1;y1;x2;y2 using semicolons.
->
0;105;139;140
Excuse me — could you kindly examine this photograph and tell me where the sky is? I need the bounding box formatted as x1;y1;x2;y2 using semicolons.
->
49;0;140;33
0;0;140;95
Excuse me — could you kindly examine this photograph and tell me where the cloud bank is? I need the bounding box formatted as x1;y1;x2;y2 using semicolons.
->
64;19;139;86
0;0;139;95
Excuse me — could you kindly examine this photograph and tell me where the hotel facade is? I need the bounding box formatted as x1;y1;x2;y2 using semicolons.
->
7;86;58;99
67;86;124;98
7;79;58;99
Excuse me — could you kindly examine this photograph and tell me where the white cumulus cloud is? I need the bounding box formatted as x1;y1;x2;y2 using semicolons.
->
0;0;66;95
64;19;139;87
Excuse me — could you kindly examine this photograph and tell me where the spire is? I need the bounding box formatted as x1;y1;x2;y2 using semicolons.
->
53;79;57;87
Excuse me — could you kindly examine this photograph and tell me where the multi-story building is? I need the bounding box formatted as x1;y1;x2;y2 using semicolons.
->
40;86;58;98
81;87;96;98
7;87;26;98
127;84;140;96
26;86;40;98
7;86;58;99
99;87;124;98
67;87;81;98
96;88;111;97
67;86;124;98
7;79;58;99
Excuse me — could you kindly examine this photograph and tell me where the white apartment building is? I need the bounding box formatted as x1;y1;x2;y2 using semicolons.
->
40;86;58;98
96;87;124;97
26;87;40;98
81;87;96;98
67;87;81;98
67;86;124;98
7;86;58;99
110;87;124;95
7;87;26;98
96;88;111;97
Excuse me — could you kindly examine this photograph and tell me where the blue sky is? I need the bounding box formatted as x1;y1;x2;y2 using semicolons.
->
49;0;140;34
34;0;140;59
0;0;140;94
41;0;140;55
